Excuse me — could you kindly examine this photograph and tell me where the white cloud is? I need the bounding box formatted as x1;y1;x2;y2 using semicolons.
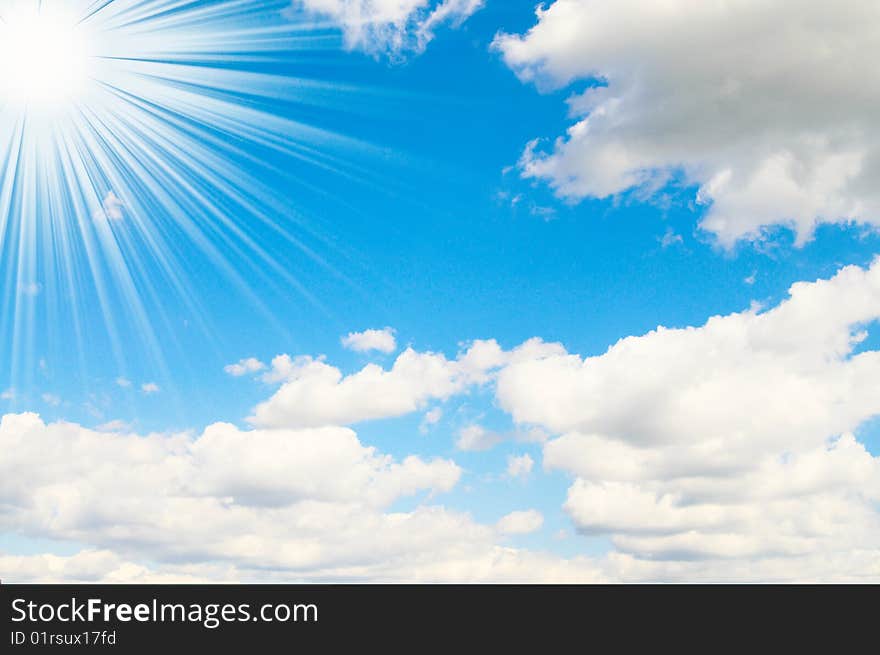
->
494;0;880;245
606;549;880;583
456;424;501;452
1;389;15;401
96;420;132;433
659;227;683;249
419;406;443;434
499;259;880;451
224;357;266;377
0;413;459;559
41;393;61;407
251;349;463;428
292;0;483;56
0;546;603;584
0;412;601;582
341;327;397;354
249;339;563;429
6;261;880;581
91;191;124;222
0;550;213;584
260;354;303;384
141;382;160;395
506;453;534;479
498;258;880;574
103;191;124;220
497;510;543;535
115;377;132;388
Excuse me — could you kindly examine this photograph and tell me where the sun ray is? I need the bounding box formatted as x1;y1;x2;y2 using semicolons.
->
0;0;381;397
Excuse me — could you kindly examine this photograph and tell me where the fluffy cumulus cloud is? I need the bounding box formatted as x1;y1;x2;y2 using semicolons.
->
0;412;600;582
498;259;880;451
251;350;463;428
341;327;397;354
494;0;880;245
250;338;563;429
499;258;880;579
292;0;483;56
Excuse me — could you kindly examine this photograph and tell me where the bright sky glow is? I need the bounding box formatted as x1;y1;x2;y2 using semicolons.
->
0;4;90;105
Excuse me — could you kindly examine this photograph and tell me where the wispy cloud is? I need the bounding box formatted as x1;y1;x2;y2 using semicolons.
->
290;0;483;56
224;357;266;377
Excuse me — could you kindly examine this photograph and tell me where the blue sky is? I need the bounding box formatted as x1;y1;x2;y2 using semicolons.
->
2;0;880;582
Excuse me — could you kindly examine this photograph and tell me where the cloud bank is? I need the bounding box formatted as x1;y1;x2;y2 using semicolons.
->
501;258;880;576
5;260;880;581
0;413;598;582
495;0;880;245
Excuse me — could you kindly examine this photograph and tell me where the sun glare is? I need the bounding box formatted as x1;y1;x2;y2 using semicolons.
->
1;0;349;386
0;6;90;106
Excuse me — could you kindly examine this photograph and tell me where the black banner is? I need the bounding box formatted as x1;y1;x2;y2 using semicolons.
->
1;584;875;651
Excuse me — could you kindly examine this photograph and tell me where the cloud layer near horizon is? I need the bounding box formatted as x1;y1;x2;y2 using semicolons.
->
0;412;599;582
4;259;880;582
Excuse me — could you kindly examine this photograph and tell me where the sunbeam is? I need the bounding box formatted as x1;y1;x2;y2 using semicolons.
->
0;0;377;397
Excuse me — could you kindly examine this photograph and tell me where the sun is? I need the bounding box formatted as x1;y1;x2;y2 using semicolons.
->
0;5;90;106
0;0;350;387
